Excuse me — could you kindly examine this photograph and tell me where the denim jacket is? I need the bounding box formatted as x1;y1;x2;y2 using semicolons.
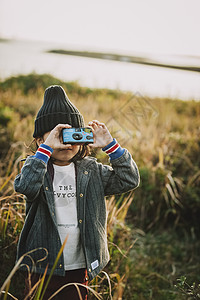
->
14;148;139;280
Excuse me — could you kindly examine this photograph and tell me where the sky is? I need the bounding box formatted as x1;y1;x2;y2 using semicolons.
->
0;0;200;57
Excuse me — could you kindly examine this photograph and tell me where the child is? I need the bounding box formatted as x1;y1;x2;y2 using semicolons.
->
14;85;140;299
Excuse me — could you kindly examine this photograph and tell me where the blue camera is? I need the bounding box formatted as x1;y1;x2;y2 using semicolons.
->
62;127;94;144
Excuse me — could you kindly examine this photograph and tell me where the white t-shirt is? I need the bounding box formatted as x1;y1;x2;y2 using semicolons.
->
53;163;86;270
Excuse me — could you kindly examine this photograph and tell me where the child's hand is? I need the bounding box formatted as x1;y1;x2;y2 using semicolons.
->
43;124;72;149
88;120;113;148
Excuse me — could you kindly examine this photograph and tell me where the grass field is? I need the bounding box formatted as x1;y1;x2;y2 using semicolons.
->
0;73;200;299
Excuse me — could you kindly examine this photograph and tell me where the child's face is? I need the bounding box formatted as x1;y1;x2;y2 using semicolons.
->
51;145;80;166
38;131;80;166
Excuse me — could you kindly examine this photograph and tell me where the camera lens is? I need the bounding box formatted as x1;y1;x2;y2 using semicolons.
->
72;133;83;140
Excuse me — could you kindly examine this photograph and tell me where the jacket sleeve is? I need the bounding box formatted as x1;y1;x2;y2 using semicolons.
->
14;156;47;201
98;149;140;196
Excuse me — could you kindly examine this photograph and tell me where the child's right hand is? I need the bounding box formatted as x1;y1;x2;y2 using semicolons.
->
43;124;72;149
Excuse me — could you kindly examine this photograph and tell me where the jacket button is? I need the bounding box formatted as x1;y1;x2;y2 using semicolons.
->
45;187;48;191
59;264;62;268
79;219;82;224
80;193;83;197
84;171;88;175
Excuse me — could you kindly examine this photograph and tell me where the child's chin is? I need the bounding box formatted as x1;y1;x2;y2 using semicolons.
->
59;149;71;152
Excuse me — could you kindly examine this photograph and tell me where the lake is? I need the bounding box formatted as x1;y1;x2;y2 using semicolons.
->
0;39;199;100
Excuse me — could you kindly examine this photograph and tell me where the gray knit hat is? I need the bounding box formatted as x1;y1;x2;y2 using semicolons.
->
33;85;84;137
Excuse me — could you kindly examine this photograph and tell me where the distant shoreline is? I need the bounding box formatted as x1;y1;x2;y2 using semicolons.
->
47;49;200;73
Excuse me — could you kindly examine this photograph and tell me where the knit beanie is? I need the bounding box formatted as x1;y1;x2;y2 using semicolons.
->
33;85;84;137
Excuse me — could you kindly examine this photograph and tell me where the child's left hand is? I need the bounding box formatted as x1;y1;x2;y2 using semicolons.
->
88;120;113;148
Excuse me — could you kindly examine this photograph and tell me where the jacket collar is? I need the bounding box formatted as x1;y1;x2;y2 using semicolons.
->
75;156;97;169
